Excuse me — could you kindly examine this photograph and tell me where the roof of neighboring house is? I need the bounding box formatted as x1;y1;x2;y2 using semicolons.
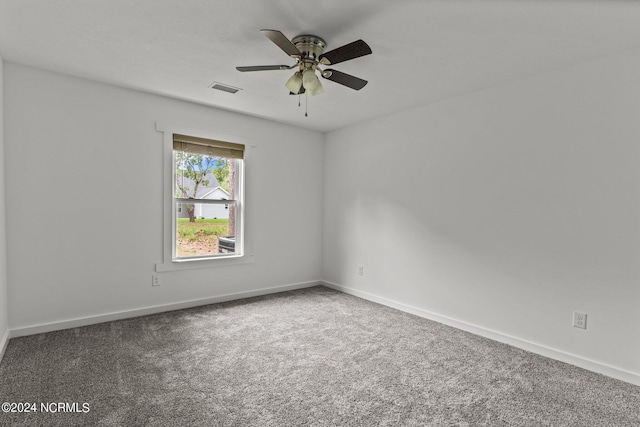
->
176;173;221;199
201;186;230;200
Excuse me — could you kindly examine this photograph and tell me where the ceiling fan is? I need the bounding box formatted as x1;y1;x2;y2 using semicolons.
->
236;29;372;96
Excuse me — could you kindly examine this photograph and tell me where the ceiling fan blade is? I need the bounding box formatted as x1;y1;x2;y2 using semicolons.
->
236;65;292;72
261;29;301;57
321;69;368;90
319;39;372;65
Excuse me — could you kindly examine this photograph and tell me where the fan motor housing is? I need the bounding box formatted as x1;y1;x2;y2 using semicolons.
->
291;35;326;63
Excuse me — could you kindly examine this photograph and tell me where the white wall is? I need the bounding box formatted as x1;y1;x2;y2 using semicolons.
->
0;57;9;356
323;50;640;381
4;63;324;329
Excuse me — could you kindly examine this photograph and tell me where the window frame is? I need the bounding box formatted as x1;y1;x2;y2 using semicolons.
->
155;122;254;272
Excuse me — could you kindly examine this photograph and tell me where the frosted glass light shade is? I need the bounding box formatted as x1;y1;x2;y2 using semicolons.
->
285;72;303;94
302;69;320;90
306;80;323;96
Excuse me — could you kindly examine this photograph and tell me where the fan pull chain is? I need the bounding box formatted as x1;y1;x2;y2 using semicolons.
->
295;93;308;118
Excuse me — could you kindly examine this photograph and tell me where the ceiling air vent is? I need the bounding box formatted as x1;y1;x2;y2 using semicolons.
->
210;82;242;94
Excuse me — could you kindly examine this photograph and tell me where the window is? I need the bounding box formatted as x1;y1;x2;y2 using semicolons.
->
172;133;244;260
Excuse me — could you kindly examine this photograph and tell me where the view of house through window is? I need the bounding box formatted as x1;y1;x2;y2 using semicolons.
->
173;134;244;259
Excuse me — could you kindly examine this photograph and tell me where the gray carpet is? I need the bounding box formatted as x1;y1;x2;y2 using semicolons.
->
0;286;638;426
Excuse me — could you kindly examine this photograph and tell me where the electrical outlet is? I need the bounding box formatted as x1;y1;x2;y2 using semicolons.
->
573;311;587;329
358;266;364;276
152;275;160;287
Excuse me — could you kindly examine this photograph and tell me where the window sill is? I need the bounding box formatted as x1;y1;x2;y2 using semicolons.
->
155;254;255;272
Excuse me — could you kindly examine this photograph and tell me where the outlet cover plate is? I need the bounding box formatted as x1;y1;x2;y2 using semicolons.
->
573;311;587;329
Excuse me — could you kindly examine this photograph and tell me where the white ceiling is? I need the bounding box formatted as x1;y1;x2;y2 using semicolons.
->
1;0;640;132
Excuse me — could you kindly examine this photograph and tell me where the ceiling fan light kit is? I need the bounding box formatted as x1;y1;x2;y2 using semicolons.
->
236;29;372;114
306;81;323;96
301;68;321;91
285;72;303;93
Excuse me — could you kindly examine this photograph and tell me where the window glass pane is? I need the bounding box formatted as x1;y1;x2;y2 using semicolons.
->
173;152;240;259
175;202;236;258
174;153;235;201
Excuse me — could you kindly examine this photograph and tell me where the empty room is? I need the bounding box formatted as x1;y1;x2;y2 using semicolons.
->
0;1;639;425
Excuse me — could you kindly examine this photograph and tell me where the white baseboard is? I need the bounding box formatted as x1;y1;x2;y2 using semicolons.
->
0;328;9;364
10;280;322;338
322;280;640;387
